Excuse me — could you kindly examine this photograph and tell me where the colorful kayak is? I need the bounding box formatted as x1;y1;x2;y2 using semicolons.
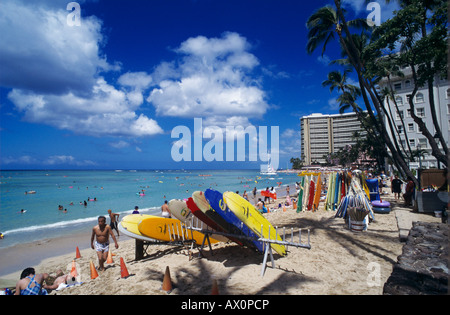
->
223;191;286;256
205;189;262;251
138;216;219;245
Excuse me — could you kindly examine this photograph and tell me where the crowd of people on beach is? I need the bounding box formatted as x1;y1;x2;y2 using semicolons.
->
4;169;447;295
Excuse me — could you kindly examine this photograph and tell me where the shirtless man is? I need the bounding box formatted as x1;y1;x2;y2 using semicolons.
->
107;209;120;236
91;216;119;271
161;200;171;218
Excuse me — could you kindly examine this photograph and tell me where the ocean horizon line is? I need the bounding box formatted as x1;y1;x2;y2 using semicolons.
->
0;168;271;172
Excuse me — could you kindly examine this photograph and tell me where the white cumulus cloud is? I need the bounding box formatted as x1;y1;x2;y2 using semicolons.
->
147;32;269;126
1;0;163;138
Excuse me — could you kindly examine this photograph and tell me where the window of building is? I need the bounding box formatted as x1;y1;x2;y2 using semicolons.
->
406;109;411;117
395;96;403;105
415;92;424;103
418;138;427;148
396;110;404;120
446;88;450;99
408;123;415;132
416;107;425;117
406;94;412;103
409;138;415;147
397;125;403;134
405;80;411;88
394;83;402;90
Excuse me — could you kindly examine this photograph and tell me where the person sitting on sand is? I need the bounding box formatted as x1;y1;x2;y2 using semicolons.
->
91;216;119;271
108;209;120;237
15;267;48;295
161;200;171;218
256;198;267;213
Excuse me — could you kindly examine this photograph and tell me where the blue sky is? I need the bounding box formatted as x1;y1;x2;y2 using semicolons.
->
0;0;399;170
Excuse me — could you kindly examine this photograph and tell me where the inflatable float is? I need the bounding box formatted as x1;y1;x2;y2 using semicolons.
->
372;200;391;214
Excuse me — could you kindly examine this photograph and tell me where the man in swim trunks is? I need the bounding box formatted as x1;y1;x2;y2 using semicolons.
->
91;216;119;271
15;267;48;295
107;209;120;236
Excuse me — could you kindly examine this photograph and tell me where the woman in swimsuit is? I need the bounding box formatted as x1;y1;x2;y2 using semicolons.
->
15;268;48;295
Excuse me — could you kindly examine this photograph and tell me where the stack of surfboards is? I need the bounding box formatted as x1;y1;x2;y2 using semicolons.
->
296;173;322;212
119;213;218;245
119;189;286;256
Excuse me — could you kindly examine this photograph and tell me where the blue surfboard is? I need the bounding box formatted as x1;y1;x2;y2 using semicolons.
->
333;173;340;211
205;189;263;252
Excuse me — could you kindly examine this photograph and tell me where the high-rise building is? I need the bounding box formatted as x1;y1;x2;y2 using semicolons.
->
300;112;365;165
378;66;449;170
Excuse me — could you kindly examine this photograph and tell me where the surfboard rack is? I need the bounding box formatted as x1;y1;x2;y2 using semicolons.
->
185;217;312;277
258;225;311;277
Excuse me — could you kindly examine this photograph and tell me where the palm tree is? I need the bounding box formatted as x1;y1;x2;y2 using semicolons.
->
306;6;369;63
306;6;341;57
337;91;361;114
321;69;362;114
322;69;360;95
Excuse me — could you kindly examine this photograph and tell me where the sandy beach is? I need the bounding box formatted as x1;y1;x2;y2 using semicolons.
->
0;189;441;295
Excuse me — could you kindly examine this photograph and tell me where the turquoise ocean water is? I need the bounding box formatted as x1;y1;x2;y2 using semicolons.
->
0;169;300;249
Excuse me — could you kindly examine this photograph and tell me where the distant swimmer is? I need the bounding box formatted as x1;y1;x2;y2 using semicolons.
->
0;232;4;239
20;209;27;214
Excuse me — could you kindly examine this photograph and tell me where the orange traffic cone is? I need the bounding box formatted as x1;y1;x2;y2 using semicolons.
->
161;266;172;293
120;257;130;279
106;250;114;264
90;260;98;280
70;260;77;278
211;279;219;295
75;246;81;259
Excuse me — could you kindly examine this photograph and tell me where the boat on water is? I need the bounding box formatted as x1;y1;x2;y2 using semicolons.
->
260;153;277;176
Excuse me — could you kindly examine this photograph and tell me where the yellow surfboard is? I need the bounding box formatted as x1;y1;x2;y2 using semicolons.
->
223;191;286;256
119;214;156;241
138;216;219;245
